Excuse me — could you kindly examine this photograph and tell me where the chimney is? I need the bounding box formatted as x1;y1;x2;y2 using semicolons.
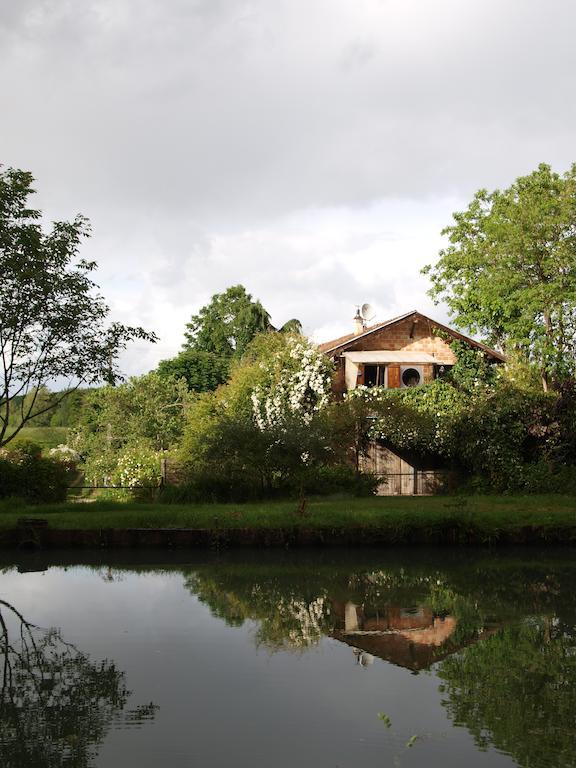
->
353;308;364;335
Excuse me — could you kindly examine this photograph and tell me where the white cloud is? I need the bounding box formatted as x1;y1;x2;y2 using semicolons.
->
1;0;575;376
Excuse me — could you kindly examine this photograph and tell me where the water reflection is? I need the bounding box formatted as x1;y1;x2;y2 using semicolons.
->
439;618;576;768
0;596;157;768
2;549;575;768
185;550;576;767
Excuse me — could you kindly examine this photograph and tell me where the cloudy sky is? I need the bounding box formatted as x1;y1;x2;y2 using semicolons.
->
1;0;575;375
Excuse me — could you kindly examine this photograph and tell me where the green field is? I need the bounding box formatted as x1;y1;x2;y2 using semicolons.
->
1;495;575;537
6;426;69;451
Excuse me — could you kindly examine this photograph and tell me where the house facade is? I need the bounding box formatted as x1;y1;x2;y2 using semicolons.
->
318;310;505;494
319;309;505;396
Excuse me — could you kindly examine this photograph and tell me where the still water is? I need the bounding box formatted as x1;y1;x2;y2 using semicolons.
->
0;547;575;768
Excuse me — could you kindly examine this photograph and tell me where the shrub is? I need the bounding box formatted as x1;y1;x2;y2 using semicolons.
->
110;442;163;502
300;464;379;497
0;444;69;503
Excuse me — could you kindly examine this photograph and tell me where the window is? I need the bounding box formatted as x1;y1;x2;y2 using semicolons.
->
364;364;386;387
401;367;421;387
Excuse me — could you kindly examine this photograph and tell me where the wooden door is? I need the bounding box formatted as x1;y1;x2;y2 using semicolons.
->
387;365;401;388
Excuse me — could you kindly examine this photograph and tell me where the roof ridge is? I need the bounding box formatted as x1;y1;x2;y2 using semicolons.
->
317;310;505;361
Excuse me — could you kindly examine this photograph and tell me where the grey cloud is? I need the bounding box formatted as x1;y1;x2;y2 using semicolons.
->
0;0;574;373
2;0;575;221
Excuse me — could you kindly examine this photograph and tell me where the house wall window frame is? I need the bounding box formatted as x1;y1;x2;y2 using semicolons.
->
363;363;388;388
400;365;423;388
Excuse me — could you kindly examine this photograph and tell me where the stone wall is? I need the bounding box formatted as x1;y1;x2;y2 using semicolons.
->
341;316;456;363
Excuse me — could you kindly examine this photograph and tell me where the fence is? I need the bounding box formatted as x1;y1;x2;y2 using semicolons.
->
373;470;449;496
361;442;450;496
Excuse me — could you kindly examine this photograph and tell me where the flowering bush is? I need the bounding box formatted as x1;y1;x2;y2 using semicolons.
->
177;333;368;500
348;379;468;456
48;444;81;470
251;337;332;431
111;443;162;501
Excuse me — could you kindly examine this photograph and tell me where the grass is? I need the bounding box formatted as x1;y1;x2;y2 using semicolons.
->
0;494;575;534
6;426;68;451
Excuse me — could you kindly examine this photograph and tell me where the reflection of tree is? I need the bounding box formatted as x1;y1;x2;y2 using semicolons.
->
186;564;486;654
187;571;331;649
0;599;157;768
438;618;576;768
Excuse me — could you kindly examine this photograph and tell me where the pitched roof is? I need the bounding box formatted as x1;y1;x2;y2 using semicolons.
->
317;311;415;353
318;310;506;361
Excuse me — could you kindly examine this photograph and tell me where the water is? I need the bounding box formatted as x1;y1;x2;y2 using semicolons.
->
0;547;575;768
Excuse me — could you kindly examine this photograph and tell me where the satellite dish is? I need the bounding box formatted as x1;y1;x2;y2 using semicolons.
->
361;303;375;322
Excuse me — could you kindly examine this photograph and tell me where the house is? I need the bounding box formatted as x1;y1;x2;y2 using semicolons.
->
318;310;505;494
329;598;497;671
318;309;505;396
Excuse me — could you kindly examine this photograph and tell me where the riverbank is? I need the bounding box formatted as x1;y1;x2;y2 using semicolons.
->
1;494;576;547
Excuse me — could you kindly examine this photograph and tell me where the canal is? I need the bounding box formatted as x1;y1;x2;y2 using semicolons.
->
0;547;574;767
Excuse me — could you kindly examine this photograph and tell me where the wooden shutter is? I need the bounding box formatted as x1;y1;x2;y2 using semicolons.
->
387;365;401;388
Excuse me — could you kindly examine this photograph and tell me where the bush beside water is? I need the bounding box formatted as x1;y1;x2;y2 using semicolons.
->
0;442;70;503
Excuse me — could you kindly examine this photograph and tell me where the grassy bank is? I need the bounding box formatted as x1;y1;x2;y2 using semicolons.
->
6;426;68;450
0;495;575;536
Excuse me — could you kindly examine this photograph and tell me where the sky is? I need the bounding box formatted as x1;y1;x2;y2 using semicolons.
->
1;0;575;376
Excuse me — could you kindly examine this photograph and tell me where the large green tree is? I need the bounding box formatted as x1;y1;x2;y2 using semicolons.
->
424;163;576;390
0;167;156;447
157;349;230;393
183;284;302;359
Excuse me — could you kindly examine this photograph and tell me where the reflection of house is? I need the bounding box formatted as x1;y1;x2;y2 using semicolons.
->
331;600;490;671
318;311;505;494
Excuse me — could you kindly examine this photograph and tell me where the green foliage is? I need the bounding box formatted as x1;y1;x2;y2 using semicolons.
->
0;442;69;502
350;379;468;456
447;340;499;390
453;384;553;489
184;284;272;358
177;333;365;501
424;163;576;390
157;349;230;392
351;368;576;492
0;166;156;447
438;619;576;768
183;284;302;360
74;372;188;488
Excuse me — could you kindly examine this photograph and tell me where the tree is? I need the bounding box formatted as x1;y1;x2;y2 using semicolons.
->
423;163;576;390
0;167;156;447
438;619;576;768
0;597;157;766
73;371;189;486
183;284;302;360
157;349;230;393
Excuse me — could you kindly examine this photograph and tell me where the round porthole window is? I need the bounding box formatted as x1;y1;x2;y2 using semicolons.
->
402;367;421;387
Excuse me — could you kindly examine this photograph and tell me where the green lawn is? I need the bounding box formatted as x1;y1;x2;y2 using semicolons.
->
0;495;575;534
6;426;68;451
